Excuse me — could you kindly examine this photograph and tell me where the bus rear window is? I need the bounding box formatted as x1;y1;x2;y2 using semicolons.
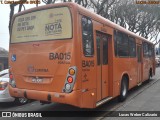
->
81;16;94;56
11;7;72;43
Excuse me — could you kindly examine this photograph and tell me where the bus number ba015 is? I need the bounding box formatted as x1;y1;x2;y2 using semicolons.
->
49;52;71;60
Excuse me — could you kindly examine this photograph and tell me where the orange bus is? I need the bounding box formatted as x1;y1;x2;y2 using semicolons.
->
9;2;155;108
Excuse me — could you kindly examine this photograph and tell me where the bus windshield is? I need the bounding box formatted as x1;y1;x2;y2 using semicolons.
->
11;7;72;43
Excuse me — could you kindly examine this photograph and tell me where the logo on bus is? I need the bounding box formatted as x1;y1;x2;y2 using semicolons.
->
45;22;62;36
11;54;16;62
28;65;34;73
27;65;48;73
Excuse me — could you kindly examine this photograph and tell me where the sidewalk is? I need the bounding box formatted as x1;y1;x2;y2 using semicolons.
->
104;79;160;120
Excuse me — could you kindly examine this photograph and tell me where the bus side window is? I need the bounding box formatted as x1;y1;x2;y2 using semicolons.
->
114;30;118;56
129;37;136;57
116;32;129;57
82;16;94;56
143;42;149;57
143;42;153;58
103;36;108;65
152;45;155;57
96;35;101;65
148;44;152;57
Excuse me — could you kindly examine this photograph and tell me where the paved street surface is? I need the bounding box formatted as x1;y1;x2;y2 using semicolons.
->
0;67;160;120
102;67;160;120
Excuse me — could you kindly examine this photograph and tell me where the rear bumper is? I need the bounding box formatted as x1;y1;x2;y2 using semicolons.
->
9;85;82;108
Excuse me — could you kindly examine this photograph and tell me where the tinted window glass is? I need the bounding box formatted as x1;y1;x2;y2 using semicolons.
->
103;36;108;65
82;16;94;56
96;35;101;65
117;32;129;57
152;45;155;57
148;44;152;57
114;30;118;56
129;37;136;57
143;42;149;57
143;43;154;58
137;46;142;62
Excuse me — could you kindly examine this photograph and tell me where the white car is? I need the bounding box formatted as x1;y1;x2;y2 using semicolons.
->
0;69;28;104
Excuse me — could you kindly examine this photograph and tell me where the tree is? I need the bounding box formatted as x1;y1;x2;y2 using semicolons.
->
9;0;26;34
108;0;160;45
9;0;160;45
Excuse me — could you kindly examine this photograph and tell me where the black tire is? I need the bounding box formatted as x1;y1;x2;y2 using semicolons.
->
14;97;28;105
118;77;128;102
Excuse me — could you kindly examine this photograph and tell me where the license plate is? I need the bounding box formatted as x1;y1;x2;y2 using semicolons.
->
32;77;43;83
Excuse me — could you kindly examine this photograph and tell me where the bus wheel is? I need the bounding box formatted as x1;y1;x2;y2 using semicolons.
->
118;77;128;102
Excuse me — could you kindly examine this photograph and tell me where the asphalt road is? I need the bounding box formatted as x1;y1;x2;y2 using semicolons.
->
0;67;160;120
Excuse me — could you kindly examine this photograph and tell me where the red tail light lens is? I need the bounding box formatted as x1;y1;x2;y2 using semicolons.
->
67;76;73;83
9;74;13;80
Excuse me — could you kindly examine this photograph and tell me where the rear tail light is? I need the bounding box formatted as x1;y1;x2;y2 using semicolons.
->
67;76;73;83
9;74;13;80
0;81;8;90
69;68;75;75
9;73;16;88
63;66;77;93
65;84;71;91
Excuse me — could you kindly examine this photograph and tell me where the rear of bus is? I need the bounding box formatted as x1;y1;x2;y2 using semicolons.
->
9;3;84;108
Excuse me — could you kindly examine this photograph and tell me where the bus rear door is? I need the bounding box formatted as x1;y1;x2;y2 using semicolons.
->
96;32;109;101
137;44;142;85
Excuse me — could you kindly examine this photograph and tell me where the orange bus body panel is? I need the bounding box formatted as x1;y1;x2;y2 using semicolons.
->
9;2;155;108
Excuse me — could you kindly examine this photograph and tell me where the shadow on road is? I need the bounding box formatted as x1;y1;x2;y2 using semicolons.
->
0;100;34;110
0;102;19;109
